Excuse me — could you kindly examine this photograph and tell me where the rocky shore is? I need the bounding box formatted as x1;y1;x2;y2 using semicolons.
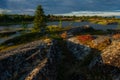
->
0;39;61;80
0;35;120;80
89;40;120;80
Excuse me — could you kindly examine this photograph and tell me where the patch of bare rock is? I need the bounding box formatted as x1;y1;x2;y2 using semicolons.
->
67;36;120;80
0;39;61;80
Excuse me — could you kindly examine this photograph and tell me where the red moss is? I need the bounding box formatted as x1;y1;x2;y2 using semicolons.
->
77;34;94;43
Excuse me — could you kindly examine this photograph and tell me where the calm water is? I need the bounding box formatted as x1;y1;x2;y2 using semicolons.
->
0;24;33;31
47;21;119;30
0;21;119;44
0;21;119;31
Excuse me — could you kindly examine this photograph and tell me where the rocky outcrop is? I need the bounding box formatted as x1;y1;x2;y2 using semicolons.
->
67;36;120;80
0;35;120;80
67;25;95;35
89;40;120;80
102;41;120;68
67;37;91;60
32;40;61;80
0;39;61;80
0;40;46;60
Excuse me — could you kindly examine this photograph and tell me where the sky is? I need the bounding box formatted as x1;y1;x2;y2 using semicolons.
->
0;0;120;16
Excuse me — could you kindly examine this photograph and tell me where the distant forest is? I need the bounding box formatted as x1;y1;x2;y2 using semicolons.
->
0;14;34;25
0;14;119;25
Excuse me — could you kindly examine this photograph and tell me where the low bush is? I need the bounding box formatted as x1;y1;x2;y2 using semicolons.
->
90;38;111;50
60;31;67;39
112;34;120;40
76;34;94;44
46;25;62;32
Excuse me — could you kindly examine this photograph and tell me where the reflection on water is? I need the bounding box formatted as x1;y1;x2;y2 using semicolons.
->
0;21;119;44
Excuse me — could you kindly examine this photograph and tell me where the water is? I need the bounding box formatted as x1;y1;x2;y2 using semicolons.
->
47;21;119;30
0;21;119;44
0;21;118;31
0;24;33;31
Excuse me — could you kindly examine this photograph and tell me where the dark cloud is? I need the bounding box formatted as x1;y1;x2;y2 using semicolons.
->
0;0;120;14
0;0;8;8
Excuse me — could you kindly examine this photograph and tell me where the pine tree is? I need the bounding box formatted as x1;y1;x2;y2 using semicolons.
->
33;5;46;32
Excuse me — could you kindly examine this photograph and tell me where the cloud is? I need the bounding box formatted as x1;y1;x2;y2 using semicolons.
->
8;0;26;2
0;8;35;15
8;9;35;15
0;9;11;14
55;11;120;16
1;0;120;15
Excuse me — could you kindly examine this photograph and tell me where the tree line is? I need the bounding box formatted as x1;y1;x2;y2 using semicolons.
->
0;13;117;24
47;14;117;21
0;14;34;24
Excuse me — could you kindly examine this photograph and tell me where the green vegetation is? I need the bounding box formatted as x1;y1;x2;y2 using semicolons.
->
0;13;119;26
0;4;119;80
47;25;62;32
33;5;46;32
59;20;62;27
117;20;120;29
20;22;29;34
0;11;119;26
90;18;119;25
0;32;43;50
0;25;67;50
47;15;120;25
0;32;60;51
0;14;34;25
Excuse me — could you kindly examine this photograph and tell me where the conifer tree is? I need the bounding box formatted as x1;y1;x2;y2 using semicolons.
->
33;5;46;32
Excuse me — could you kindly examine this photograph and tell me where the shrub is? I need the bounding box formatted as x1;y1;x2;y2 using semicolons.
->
60;31;67;39
77;34;94;44
112;34;120;40
47;25;62;32
90;38;111;50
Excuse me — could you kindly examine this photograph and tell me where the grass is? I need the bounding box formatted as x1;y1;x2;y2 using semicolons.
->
89;18;119;25
0;25;109;52
0;44;22;52
49;34;62;40
0;28;64;51
0;32;44;51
